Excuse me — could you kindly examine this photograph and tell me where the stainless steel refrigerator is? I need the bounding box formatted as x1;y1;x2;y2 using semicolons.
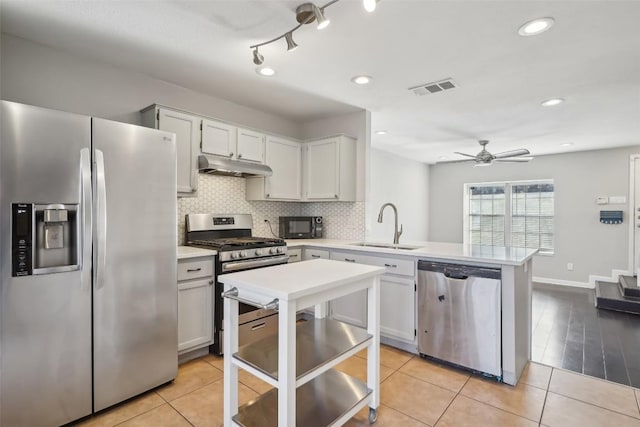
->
0;101;178;427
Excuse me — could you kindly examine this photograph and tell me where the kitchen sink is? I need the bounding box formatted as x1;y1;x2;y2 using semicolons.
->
350;242;422;250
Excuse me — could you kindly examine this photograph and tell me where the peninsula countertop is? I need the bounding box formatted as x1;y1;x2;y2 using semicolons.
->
284;239;538;266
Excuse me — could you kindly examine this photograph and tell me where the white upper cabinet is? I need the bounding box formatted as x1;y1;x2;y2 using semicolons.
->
202;120;264;164
236;127;265;163
141;106;199;196
202;119;235;158
304;135;356;201
246;136;301;200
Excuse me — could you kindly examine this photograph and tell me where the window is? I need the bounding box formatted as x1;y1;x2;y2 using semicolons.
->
464;180;554;254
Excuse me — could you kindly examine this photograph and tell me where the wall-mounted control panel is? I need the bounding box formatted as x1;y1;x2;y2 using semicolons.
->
600;210;623;224
12;203;33;276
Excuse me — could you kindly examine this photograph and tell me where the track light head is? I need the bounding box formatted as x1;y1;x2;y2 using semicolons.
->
285;32;298;52
252;48;264;65
313;5;330;29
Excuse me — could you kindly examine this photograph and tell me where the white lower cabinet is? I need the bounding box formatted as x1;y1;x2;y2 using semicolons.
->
177;256;215;353
380;275;415;343
303;248;330;260
329;250;416;342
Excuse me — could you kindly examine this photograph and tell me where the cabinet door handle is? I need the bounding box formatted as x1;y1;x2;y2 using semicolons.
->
238;153;243;158
344;258;356;262
209;280;214;284
384;263;397;268
334;194;338;199
289;254;298;258
229;152;234;157
187;267;202;272
311;254;321;258
266;193;270;198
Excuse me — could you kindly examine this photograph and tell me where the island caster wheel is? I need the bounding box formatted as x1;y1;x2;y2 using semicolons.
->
368;407;378;424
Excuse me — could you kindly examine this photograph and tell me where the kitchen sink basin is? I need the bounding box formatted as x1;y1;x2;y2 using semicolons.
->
350;242;421;250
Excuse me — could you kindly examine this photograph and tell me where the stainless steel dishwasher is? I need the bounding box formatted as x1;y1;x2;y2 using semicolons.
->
417;260;502;377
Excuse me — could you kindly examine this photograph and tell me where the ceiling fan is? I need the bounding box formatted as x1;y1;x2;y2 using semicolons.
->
438;140;533;165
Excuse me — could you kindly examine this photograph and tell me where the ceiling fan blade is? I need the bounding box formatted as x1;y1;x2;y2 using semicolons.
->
493;148;530;158
453;152;479;159
436;158;478;164
494;157;533;162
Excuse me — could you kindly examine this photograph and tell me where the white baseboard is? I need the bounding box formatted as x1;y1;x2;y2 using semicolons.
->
533;276;592;289
534;269;634;290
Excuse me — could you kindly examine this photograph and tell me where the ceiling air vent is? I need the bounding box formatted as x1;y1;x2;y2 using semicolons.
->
410;78;457;96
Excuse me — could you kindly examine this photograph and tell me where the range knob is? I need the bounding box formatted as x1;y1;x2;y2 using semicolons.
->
255;249;262;256
269;247;277;255
239;250;248;258
276;247;284;254
230;252;239;259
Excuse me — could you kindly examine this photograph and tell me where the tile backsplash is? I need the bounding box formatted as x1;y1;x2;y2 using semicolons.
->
177;174;365;244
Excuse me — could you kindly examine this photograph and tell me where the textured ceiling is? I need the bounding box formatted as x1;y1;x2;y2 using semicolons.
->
2;0;639;163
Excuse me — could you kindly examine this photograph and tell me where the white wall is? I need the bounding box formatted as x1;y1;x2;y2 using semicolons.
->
429;146;640;284
0;34;302;138
367;149;429;243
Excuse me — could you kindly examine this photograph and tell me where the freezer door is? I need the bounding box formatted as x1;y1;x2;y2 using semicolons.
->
92;118;178;411
0;101;93;426
417;269;501;376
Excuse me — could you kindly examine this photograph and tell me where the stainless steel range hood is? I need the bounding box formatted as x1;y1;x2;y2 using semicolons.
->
197;154;273;177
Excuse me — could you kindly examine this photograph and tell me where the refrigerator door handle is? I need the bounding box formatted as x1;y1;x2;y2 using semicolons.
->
94;149;107;290
80;148;92;291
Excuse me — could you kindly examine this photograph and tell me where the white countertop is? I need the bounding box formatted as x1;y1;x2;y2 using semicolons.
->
284;239;537;266
177;245;217;260
219;259;385;301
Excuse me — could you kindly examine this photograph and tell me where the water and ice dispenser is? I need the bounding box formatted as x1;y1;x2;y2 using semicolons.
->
12;202;80;276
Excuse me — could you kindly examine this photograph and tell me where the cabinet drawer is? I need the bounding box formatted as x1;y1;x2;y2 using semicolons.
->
288;248;302;263
178;258;214;281
330;251;414;276
304;248;330;260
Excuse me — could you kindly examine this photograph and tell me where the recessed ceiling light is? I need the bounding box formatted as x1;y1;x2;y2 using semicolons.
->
561;142;574;147
438;156;448;160
375;130;387;135
518;17;555;36
541;98;564;107
256;66;276;77
351;75;372;85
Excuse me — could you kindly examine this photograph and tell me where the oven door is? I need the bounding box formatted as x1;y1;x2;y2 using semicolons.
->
214;255;289;354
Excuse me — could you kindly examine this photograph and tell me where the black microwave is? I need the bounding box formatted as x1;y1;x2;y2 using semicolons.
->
279;216;323;239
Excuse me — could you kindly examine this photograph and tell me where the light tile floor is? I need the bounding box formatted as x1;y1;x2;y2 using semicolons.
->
75;345;640;427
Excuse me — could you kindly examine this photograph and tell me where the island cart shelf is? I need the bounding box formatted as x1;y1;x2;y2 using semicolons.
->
220;258;386;427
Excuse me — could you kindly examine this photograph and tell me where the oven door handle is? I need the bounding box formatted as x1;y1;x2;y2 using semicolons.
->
221;255;290;273
221;287;279;311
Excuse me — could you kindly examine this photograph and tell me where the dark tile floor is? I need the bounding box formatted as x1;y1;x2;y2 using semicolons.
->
531;282;640;387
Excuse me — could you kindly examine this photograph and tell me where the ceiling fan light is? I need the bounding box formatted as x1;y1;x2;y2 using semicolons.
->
474;162;492;167
284;32;298;52
252;48;264;65
363;0;377;12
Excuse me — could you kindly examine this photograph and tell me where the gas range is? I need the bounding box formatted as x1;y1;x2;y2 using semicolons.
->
188;237;286;262
185;213;288;354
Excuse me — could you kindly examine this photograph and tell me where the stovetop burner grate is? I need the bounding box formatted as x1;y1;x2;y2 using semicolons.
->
188;236;285;250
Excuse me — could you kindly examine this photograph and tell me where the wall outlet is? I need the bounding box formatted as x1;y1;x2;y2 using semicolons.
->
567;262;574;271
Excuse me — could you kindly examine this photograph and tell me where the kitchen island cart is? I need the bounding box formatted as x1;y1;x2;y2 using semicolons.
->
220;258;385;426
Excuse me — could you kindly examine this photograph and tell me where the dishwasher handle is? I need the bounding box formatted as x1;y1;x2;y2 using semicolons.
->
444;270;469;280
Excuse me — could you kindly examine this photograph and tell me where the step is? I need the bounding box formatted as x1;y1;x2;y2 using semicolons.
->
619;275;640;298
596;281;640;314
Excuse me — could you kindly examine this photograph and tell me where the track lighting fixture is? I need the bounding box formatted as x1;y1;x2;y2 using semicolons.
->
252;48;264;65
249;0;380;66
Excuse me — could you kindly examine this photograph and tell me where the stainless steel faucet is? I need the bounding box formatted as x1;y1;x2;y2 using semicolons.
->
377;203;403;245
